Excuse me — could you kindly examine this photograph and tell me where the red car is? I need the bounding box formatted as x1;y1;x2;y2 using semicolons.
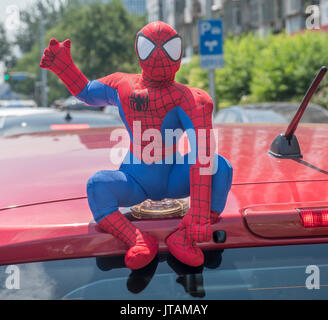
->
0;71;327;300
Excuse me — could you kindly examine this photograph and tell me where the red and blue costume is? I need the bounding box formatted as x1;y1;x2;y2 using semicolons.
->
40;22;232;270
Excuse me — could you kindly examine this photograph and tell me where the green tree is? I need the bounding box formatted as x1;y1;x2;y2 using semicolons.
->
177;31;328;109
215;33;266;105
48;0;144;79
15;0;69;54
10;0;146;103
0;23;12;65
9;45;39;100
250;31;328;102
176;33;266;107
176;55;208;91
6;0;70;101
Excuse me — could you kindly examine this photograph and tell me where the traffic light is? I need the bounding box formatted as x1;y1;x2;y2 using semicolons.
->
4;74;10;81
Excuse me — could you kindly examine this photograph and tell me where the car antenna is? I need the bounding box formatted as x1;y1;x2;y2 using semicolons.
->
268;66;327;159
65;111;72;122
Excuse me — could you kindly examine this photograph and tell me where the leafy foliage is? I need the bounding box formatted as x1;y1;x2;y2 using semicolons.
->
176;56;208;91
9;45;41;101
177;31;328;109
48;0;144;79
9;0;145;103
215;33;266;105
14;0;68;54
250;31;328;103
0;23;12;66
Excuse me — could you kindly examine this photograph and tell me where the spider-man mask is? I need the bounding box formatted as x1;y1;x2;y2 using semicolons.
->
135;21;182;83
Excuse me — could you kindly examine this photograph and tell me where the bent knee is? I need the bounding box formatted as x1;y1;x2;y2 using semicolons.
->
86;171;120;222
213;155;233;188
211;155;233;214
87;170;107;192
221;156;233;181
87;170;121;198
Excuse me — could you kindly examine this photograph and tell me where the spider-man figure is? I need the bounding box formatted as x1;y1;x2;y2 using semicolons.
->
40;21;233;270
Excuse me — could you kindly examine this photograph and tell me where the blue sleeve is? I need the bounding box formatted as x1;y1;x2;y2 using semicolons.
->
76;80;119;106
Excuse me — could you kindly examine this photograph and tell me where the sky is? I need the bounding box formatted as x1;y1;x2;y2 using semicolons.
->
0;0;35;25
1;0;36;39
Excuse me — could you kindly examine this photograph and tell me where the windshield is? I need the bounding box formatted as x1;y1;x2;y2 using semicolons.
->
0;244;327;300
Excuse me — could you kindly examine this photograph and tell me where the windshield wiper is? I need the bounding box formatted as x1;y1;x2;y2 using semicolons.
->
268;66;327;159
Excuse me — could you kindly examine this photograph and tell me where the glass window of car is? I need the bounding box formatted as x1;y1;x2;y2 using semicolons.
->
0;244;327;300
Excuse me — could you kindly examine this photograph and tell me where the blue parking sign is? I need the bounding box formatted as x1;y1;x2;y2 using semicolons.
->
198;19;224;69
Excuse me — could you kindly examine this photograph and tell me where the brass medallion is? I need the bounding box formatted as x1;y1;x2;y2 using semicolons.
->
131;198;189;219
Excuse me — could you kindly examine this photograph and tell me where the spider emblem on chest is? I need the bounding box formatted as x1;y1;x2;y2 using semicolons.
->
129;90;149;112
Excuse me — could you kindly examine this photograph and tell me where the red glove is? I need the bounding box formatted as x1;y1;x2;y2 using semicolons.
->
40;38;88;95
179;209;212;243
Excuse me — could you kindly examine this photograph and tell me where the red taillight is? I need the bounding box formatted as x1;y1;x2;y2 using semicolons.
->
50;124;90;131
298;207;328;228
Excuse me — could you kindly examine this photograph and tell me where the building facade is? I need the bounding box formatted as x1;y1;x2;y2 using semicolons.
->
81;0;146;15
321;0;328;28
213;0;284;36
146;0;322;59
122;0;146;15
213;0;320;36
147;0;163;21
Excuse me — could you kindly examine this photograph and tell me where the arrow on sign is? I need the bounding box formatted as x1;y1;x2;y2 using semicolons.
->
204;40;218;52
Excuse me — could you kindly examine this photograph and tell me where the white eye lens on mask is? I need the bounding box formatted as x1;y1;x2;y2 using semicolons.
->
137;35;156;60
162;36;182;61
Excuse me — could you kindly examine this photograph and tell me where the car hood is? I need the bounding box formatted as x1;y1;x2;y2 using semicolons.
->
0;124;327;209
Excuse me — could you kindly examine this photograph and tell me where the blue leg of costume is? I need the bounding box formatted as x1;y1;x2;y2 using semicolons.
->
87;168;159;270
87;169;148;223
86;152;232;271
87;153;232;222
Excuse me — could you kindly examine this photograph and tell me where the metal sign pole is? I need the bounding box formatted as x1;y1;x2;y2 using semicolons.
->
206;0;216;110
40;8;48;108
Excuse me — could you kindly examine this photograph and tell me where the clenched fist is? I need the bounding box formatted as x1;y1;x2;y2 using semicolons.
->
40;38;88;95
40;38;72;72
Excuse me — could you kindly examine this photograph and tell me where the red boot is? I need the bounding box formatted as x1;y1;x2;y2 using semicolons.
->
210;210;219;224
98;211;158;270
166;210;219;267
166;227;204;267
